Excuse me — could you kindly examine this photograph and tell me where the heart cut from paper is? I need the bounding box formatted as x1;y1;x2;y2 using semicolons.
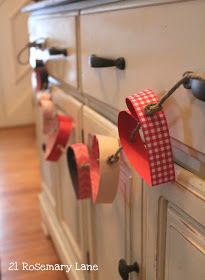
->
32;66;48;93
90;134;120;203
44;114;73;161
37;91;52;106
118;89;175;187
41;99;57;134
67;144;91;200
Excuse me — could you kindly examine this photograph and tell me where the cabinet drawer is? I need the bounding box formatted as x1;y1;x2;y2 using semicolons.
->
29;13;78;89
81;1;205;153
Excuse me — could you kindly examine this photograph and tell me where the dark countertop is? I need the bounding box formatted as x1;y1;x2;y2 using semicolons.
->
22;0;122;13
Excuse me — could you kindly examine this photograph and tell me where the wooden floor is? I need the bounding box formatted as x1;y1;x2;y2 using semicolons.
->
0;126;67;280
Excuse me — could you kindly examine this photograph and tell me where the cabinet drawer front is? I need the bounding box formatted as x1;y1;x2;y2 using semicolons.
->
29;14;78;89
81;1;205;153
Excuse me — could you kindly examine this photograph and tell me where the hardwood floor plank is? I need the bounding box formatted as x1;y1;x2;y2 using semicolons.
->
0;126;67;280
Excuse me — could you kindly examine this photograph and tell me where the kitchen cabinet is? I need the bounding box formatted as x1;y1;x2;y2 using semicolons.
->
25;1;205;280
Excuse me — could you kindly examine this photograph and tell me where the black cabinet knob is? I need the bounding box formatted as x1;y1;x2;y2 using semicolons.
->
183;77;205;102
118;259;139;280
49;47;68;57
89;54;126;70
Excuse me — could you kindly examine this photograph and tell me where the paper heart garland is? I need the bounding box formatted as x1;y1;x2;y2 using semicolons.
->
32;66;48;93
118;89;175;187
41;99;57;134
67;134;120;203
44;114;73;161
90;134;120;203
67;144;91;200
36;91;52;106
36;91;56;134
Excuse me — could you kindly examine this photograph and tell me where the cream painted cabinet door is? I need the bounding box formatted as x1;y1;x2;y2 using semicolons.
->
83;106;141;280
52;90;86;280
0;0;34;127
142;165;205;280
35;101;60;213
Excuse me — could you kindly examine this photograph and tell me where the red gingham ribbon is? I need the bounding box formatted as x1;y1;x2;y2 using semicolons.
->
67;144;91;200
118;89;175;186
45;114;73;161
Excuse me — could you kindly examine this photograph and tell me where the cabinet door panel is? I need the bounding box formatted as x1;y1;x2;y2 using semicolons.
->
35;103;59;211
83;106;134;280
52;90;86;280
143;166;205;280
165;205;205;280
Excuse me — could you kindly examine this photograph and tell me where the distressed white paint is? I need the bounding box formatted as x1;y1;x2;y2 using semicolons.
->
0;0;34;127
81;1;205;153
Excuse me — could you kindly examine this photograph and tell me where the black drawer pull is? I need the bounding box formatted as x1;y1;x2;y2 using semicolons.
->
183;72;205;102
89;54;125;70
118;259;139;280
49;47;68;57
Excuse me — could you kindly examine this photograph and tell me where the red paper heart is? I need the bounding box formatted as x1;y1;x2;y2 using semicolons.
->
118;89;175;186
67;144;91;200
37;92;52;106
67;134;120;203
45;114;73;161
32;66;48;93
41;99;56;134
90;135;120;203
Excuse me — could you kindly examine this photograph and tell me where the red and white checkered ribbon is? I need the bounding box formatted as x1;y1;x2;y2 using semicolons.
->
118;89;175;186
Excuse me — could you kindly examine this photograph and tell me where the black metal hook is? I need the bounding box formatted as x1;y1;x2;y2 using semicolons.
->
107;146;123;165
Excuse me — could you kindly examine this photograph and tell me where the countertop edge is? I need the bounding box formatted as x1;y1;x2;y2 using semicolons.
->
21;0;121;13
